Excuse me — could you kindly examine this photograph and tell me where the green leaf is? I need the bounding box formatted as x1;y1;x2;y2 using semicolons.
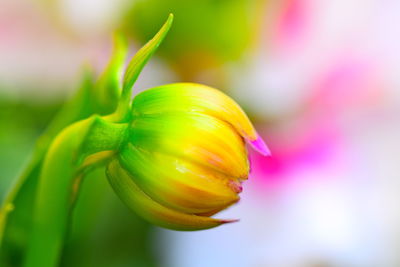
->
94;32;128;114
121;14;173;104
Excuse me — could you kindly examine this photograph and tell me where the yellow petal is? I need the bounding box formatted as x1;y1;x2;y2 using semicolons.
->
119;144;240;215
129;112;249;178
106;158;237;231
131;83;258;140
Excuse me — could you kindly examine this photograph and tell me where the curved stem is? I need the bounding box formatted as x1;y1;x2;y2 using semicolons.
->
0;70;94;250
24;117;127;267
0;32;128;253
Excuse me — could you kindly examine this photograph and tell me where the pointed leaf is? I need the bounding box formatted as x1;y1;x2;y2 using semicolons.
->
121;14;173;100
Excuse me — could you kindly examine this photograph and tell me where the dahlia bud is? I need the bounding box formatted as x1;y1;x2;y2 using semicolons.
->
106;83;269;230
23;14;270;267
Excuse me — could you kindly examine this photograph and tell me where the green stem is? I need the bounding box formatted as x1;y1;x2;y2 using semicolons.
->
0;69;93;243
24;117;127;267
0;31;127;260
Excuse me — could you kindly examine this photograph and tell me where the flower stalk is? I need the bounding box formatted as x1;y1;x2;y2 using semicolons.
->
24;14;174;267
25;117;127;267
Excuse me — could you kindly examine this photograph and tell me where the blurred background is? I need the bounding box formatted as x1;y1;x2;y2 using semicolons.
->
1;0;400;266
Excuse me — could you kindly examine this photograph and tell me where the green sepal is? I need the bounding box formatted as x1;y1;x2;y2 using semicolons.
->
78;116;128;161
112;14;173;121
122;14;173;96
94;32;128;115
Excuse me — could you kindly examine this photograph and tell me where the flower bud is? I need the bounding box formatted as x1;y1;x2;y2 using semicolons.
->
107;83;269;230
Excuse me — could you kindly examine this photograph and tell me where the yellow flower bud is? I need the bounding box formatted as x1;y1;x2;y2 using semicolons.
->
107;83;269;230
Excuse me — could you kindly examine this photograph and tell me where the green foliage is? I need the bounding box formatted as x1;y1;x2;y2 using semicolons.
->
0;15;172;266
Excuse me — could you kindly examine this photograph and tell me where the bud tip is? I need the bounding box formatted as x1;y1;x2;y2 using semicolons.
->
228;180;243;193
220;219;240;224
249;133;271;156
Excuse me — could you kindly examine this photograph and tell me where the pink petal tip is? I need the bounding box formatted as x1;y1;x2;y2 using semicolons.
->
228;180;243;193
220;219;240;224
249;134;271;156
